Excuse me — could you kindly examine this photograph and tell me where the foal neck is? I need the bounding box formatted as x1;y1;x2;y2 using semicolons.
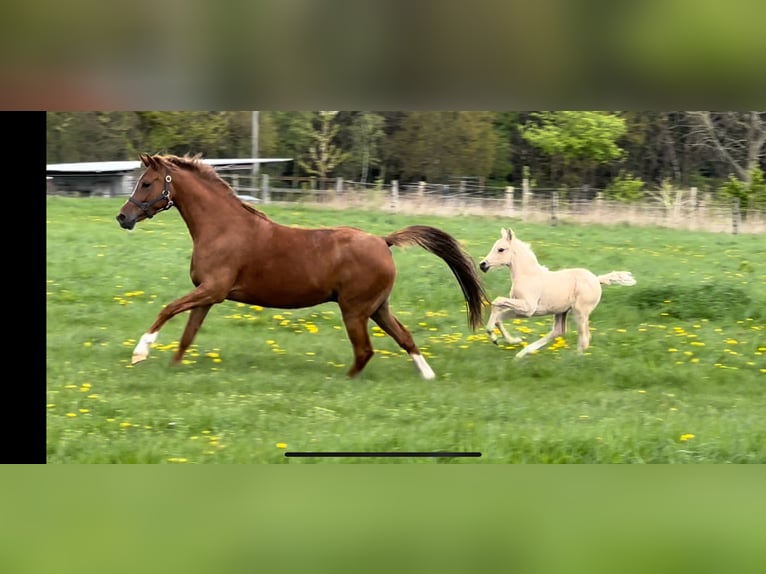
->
510;240;545;277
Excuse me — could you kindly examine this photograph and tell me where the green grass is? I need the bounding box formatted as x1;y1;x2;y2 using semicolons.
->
46;197;766;463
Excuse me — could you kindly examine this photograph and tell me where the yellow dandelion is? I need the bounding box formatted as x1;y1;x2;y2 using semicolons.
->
679;433;695;442
66;412;77;417
79;408;90;414
276;442;287;449
167;457;188;463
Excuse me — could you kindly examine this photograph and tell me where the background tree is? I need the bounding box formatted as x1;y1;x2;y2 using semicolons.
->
519;111;627;187
296;111;349;180
263;111;315;177
332;111;386;183
688;111;766;187
388;111;497;182
46;111;766;197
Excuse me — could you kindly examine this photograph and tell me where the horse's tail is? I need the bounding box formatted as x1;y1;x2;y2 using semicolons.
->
597;271;637;286
384;225;487;330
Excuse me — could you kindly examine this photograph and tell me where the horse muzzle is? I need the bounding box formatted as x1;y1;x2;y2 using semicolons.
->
479;260;490;272
116;213;137;230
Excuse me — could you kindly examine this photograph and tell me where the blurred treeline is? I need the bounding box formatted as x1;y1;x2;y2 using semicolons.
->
46;111;766;201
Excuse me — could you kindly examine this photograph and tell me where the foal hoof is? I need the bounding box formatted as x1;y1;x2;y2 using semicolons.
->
131;353;148;365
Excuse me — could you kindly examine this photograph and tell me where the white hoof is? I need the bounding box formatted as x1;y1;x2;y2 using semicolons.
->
131;332;157;364
411;353;436;380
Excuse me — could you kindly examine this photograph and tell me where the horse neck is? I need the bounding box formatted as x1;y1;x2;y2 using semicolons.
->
171;171;257;240
509;242;544;280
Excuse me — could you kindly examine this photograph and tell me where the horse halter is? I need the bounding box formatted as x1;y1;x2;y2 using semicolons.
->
128;169;174;219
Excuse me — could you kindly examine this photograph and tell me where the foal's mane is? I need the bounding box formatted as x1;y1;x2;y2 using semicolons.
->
512;236;540;264
155;153;270;220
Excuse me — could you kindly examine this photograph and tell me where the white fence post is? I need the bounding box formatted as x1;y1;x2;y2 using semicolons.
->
261;173;270;204
690;186;698;224
505;186;514;216
333;177;342;202
522;178;530;214
391;180;399;213
418;180;425;199
551;191;559;226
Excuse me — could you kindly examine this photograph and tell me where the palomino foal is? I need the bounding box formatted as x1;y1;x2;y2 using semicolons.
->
479;228;636;358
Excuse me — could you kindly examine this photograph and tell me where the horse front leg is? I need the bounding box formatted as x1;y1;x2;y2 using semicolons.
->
131;286;225;364
173;305;213;364
489;296;534;344
486;304;522;345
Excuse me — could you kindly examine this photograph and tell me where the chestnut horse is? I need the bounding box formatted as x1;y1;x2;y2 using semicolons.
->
116;154;486;379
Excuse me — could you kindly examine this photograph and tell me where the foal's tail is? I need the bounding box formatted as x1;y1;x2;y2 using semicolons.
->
384;225;487;330
597;271;637;286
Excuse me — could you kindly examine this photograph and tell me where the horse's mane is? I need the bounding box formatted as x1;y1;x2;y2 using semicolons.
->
513;237;541;266
156;153;271;220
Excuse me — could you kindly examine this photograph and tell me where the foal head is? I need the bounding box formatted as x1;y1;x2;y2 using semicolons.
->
479;228;539;273
116;154;175;230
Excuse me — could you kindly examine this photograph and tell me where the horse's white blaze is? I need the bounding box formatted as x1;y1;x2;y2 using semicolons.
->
132;332;158;363
410;353;435;380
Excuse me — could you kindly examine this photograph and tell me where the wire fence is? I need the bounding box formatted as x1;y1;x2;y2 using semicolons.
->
221;174;766;235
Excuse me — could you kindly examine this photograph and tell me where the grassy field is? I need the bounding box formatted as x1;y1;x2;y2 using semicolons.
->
46;196;766;463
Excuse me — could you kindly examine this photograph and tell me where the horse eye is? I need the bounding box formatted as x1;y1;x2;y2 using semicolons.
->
497;248;505;253
141;181;151;188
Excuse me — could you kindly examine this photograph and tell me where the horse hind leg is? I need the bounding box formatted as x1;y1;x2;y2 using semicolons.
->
371;303;435;380
515;311;568;359
340;310;375;378
572;308;592;353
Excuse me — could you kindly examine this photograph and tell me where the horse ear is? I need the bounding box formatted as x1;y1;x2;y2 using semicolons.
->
139;153;151;167
501;227;512;240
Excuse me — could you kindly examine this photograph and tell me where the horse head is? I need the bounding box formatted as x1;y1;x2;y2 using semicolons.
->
479;227;515;272
116;154;175;230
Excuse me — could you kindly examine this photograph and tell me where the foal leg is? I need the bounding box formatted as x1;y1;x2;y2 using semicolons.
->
487;295;536;347
132;285;225;364
371;302;434;380
572;309;592;353
515;311;568;359
486;305;523;345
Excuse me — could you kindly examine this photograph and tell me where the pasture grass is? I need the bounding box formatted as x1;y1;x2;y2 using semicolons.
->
46;197;766;463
